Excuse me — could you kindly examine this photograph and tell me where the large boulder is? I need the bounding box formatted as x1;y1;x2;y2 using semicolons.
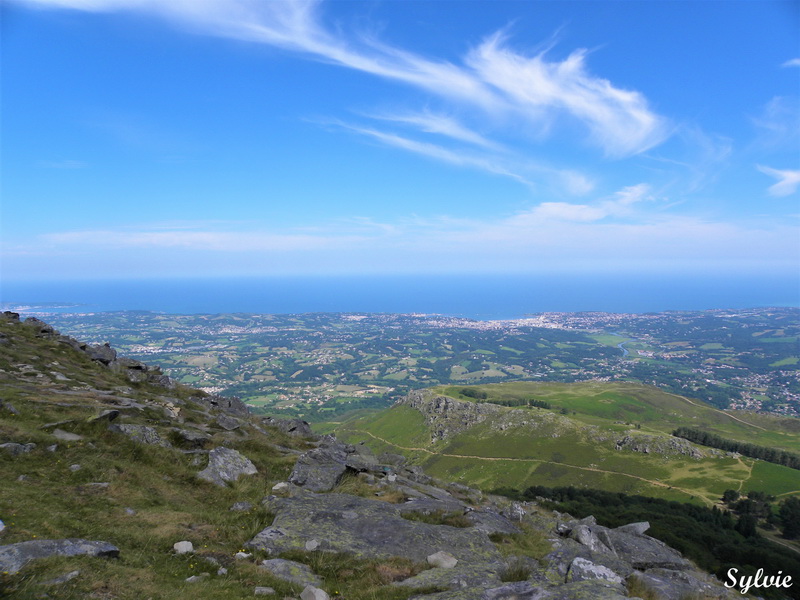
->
288;438;349;492
197;447;258;487
0;539;119;575
260;558;323;587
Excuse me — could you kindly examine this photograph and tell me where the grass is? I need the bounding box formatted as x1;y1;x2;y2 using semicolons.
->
488;523;552;561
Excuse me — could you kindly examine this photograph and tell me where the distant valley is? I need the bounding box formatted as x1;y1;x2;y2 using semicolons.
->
12;307;800;419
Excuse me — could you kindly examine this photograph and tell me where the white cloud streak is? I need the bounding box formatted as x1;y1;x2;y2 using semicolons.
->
782;58;800;68
757;165;800;197
14;0;668;161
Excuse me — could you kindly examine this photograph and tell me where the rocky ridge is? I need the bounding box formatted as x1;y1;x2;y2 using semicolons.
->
0;313;738;599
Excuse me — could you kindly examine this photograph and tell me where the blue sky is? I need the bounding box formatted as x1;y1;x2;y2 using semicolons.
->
2;0;799;280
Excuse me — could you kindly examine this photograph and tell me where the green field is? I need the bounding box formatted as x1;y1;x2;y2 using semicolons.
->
336;382;800;506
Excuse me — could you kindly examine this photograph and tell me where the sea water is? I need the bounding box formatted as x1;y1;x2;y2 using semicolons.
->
1;273;798;319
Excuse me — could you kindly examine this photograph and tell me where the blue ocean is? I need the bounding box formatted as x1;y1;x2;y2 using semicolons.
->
1;274;798;319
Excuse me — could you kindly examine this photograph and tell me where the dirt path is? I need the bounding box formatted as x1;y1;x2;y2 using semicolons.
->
666;392;767;431
351;429;715;506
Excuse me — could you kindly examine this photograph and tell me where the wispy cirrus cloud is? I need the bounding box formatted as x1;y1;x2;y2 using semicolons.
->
757;165;800;197
782;58;800;68
14;0;669;187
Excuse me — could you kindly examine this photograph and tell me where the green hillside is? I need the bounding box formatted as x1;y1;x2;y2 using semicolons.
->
336;383;800;506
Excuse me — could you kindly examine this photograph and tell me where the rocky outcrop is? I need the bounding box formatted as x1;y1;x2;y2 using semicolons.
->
401;390;503;441
0;539;119;575
247;492;502;565
109;424;172;448
263;416;313;437
615;434;704;459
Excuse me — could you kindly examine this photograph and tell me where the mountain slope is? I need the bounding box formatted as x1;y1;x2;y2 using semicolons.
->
336;385;800;506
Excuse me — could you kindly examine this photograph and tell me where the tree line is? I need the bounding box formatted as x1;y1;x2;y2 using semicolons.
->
673;427;800;470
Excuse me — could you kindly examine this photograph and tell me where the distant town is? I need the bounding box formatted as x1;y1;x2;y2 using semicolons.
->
6;306;798;420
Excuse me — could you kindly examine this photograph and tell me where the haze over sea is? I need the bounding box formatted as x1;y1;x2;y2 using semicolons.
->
3;274;798;320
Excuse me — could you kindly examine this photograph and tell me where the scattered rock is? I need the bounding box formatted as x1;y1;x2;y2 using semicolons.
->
0;400;19;415
427;551;458;569
0;442;36;456
173;540;194;554
47;444;58;453
173;428;211;448
272;482;290;491
254;586;276;595
260;558;323;587
185;573;210;582
52;429;83;442
0;520;5;534
235;551;252;560
41;570;80;585
230;501;253;512
197;447;258;487
69;464;81;472
125;507;136;516
85;343;117;365
300;585;330;600
0;539;119;575
89;409;120;423
109;424;171;448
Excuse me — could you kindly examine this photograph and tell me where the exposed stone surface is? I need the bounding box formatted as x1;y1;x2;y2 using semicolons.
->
247;492;500;565
172;428;211;448
0;539;119;575
230;501;253;512
254;587;276;596
288;437;349;492
263;416;313;437
41;569;81;585
109;424;171;448
402;390;503;441
260;558;323;587
615;434;703;459
89;409;120;423
566;557;623;584
215;413;242;431
197;446;258;486
630;568;733;599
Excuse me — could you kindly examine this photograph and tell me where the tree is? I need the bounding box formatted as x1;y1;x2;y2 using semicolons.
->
722;489;740;504
779;497;800;539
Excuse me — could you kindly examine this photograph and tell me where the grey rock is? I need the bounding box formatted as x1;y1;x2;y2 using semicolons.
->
395;561;502;590
305;539;320;551
41;570;81;585
47;444;58;452
300;586;330;600
465;509;521;535
185;573;210;582
0;539;119;575
0;401;19;415
631;568;735;599
230;501;254;512
263;416;313;437
173;428;211;448
565;557;623;584
109;424;171;448
254;586;276;595
173;541;194;554
215;413;242;431
85;343;117;365
598;525;691;571
260;558;323;587
197;447;258;486
568;524;610;553
124;507;136;516
191;394;250;418
427;551;458;568
89;409;120;423
247;493;501;565
52;429;82;442
0;520;5;534
69;464;81;472
378;453;407;467
614;521;649;535
0;442;36;456
288;438;349;492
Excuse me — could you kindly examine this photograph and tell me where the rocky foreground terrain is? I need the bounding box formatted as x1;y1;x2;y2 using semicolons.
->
0;312;744;599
